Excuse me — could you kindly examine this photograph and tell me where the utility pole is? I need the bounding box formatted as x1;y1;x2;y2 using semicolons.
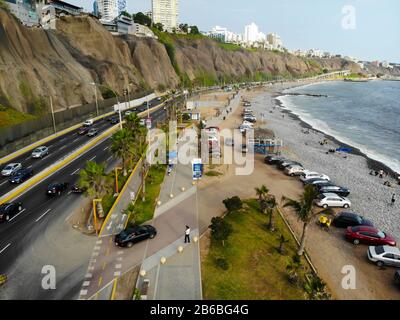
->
49;96;56;134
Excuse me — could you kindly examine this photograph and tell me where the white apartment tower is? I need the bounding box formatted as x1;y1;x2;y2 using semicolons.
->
98;0;119;22
152;0;179;32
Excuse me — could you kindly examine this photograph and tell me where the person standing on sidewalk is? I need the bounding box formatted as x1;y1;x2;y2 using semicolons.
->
391;194;396;206
184;226;191;243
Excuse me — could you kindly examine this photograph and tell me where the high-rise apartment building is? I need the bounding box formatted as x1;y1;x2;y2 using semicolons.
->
98;0;118;21
151;0;179;32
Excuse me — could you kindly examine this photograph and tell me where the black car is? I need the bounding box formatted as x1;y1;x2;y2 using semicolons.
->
115;225;157;248
47;183;69;196
264;155;285;165
78;127;89;135
9;168;33;184
332;212;374;228
0;202;22;222
110;117;120;124
71;184;86;194
303;178;333;186
319;186;350;197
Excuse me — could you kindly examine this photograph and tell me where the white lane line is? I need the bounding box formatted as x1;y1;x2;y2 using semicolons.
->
89;156;96;162
73;138;79;143
82;281;91;287
59;145;67;150
9;209;25;222
0;243;11;254
35;208;52;222
25;156;31;161
115;264;122;269
106;156;113;162
27;165;32;169
113;271;121;277
0;181;7;186
103;146;109;151
70;168;80;176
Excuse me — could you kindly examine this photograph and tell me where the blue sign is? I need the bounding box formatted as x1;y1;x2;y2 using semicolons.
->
336;147;353;153
192;163;203;180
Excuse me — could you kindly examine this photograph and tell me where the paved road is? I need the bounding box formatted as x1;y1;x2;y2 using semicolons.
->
0;97;163;199
0;106;168;299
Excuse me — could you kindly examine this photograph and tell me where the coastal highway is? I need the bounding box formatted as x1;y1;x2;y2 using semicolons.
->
0;106;168;298
0;97;163;199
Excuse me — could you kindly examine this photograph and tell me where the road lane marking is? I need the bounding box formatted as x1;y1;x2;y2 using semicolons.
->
103;146;109;151
89;156;96;161
96;240;102;245
73;138;79;143
115;264;122;269
25;156;31;161
85;273;93;278
27;165;32;169
9;209;25;222
0;181;7;186
102;262;107;270
98;277;103;287
59;145;67;151
35;209;52;222
106;156;113;162
0;243;11;254
113;271;121;277
79;290;88;296
82;281;90;287
70;168;80;176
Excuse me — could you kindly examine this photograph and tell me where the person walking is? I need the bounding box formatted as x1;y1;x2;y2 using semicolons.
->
391;194;396;206
379;170;384;179
184;225;191;243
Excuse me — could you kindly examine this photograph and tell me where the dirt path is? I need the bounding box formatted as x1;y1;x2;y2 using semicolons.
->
197;90;400;300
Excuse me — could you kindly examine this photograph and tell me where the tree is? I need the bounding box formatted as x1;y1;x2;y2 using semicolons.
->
222;196;243;212
0;0;9;11
266;195;277;232
154;23;164;32
125;113;141;133
133;12;151;27
190;25;200;35
120;11;131;19
79;161;112;218
281;185;334;256
255;185;269;204
304;275;331;300
179;23;189;33
209;217;233;246
286;254;302;285
278;234;290;255
111;128;134;176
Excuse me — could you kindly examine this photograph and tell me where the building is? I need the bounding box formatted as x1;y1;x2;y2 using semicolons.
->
93;0;99;17
267;33;283;49
98;0;118;22
36;0;83;30
152;0;179;32
4;0;38;26
132;23;156;38
244;23;259;45
117;0;126;15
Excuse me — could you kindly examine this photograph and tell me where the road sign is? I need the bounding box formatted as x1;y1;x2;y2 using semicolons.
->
192;158;203;180
146;118;152;129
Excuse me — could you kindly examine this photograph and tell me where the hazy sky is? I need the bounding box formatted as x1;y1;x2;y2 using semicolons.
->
69;0;400;63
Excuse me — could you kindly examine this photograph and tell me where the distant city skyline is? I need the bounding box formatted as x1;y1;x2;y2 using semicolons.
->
70;0;400;63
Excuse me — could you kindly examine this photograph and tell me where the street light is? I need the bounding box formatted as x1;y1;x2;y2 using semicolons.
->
90;82;100;117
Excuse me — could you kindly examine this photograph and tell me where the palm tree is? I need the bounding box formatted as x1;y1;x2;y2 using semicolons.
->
286;254;302;285
281;185;334;256
278;234;290;255
125;113;141;132
266;195;277;232
255;185;269;208
111;128;134;176
304;275;331;300
78;161;112;218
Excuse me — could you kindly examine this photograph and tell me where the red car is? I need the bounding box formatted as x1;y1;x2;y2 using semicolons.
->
346;226;396;246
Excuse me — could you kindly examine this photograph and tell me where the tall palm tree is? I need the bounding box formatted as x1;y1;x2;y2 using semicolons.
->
78;161;112;218
281;185;334;256
125;113;141;133
255;185;269;206
266;195;277;232
111;128;134;176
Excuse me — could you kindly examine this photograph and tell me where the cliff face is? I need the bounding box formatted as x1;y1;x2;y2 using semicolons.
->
0;10;360;115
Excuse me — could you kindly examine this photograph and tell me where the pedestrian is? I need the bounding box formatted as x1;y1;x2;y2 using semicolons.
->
379;170;384;179
391;194;396;206
184;225;191;243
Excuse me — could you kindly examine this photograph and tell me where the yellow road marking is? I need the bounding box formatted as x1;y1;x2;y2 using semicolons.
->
102;262;107;270
98;276;103;287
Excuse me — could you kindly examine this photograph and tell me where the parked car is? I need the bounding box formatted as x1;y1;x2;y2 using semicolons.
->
285;165;307;177
394;270;400;286
304;179;334;186
31;146;49;159
84;119;94;127
8;168;33;184
314;193;351;208
0;202;23;222
367;246;400;268
278;160;302;170
78;127;90;135
70;184;86;194
224;137;234;146
332;212;374;228
87;128;99;137
346;226;396;246
300;172;330;183
115;225;157;248
1;163;22;176
46;183;69;196
319;185;350;197
243;115;256;123
264;155;285;165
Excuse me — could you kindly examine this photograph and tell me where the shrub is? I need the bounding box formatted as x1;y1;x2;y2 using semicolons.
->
214;258;229;271
209;217;233;246
223;196;243;212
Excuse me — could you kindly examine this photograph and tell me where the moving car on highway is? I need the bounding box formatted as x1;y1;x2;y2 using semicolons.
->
84;119;94;127
115;225;157;248
0;202;23;222
47;183;69;196
8;168;33;184
367;246;400;268
314;193;351;208
346;226;396;246
1;163;22;176
87;128;99;137
332;212;374;228
31;146;49;159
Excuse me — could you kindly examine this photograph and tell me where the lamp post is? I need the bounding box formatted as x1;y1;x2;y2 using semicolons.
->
90;82;99;116
49;96;57;134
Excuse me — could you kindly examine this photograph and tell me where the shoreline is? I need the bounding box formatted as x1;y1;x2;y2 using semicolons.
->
272;92;400;180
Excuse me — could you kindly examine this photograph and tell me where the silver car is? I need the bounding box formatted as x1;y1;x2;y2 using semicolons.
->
314;193;351;209
1;163;22;176
32;146;49;159
368;246;400;268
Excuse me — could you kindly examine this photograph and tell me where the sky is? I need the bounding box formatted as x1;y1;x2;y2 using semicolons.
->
69;0;400;63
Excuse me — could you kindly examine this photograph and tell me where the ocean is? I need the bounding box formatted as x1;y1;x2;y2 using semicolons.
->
277;80;400;175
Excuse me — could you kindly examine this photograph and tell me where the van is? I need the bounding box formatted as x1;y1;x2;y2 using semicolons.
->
84;119;94;127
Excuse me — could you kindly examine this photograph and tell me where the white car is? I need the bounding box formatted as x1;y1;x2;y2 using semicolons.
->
367;246;400;268
31;146;49;159
285;165;306;177
314;193;351;209
239;125;253;133
125;111;132;116
242;120;254;127
300;172;330;182
139;119;146;126
1;163;22;176
84;119;94;127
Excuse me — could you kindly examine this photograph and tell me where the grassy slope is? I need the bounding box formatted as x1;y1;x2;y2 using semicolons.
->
0;107;36;127
202;199;310;300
